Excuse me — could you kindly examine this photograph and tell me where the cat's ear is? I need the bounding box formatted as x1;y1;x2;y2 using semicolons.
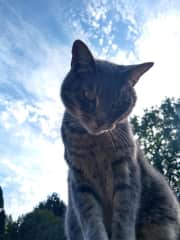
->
127;62;154;86
71;40;95;72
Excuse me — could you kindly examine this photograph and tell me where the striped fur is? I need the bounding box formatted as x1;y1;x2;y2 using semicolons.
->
61;40;180;240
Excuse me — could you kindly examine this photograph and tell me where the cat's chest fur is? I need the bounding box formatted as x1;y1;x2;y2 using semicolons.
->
67;131;115;196
63;118;136;204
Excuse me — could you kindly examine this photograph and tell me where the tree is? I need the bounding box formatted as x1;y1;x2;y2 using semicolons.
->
37;193;66;218
131;98;180;199
0;186;5;239
4;215;19;240
18;209;66;240
4;193;67;240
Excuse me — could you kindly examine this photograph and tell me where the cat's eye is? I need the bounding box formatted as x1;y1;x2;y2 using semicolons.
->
83;90;96;101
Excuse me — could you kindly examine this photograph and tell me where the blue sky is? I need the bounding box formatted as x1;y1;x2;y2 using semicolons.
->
1;0;180;219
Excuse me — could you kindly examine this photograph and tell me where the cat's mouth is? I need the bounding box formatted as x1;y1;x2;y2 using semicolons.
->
79;101;134;135
85;122;116;135
98;124;116;133
88;110;133;135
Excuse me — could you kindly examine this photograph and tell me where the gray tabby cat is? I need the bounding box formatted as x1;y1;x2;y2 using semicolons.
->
61;40;180;240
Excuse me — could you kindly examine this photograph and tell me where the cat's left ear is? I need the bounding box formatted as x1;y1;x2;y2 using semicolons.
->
127;62;154;86
71;40;95;72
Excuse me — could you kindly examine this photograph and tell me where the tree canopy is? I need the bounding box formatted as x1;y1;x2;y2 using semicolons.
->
37;192;66;218
131;97;180;199
0;186;5;240
18;209;66;240
4;193;66;240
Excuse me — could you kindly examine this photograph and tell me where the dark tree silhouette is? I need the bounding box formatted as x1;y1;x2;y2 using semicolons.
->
0;186;5;239
18;209;66;240
37;192;66;218
4;215;19;240
4;193;66;240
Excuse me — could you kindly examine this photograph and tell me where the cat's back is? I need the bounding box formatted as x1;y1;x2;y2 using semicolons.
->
137;150;180;236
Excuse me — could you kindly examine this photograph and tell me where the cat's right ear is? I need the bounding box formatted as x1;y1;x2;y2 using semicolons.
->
71;40;95;72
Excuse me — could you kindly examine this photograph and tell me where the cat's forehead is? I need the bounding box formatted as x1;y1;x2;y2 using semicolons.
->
95;60;126;75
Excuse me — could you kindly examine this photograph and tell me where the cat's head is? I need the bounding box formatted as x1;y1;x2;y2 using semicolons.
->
61;40;153;135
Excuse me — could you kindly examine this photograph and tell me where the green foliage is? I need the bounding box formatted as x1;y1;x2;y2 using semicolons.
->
18;209;66;240
0;186;5;239
4;193;66;240
131;98;180;199
4;216;19;240
37;192;66;218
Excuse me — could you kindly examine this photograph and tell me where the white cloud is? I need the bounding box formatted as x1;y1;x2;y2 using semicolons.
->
1;136;68;219
8;101;29;125
0;2;70;219
113;0;137;25
26;46;70;102
133;11;180;113
0;97;65;151
103;21;112;35
111;48;136;65
86;0;108;22
0;3;70;103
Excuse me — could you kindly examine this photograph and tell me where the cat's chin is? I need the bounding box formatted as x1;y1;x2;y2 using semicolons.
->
85;124;117;136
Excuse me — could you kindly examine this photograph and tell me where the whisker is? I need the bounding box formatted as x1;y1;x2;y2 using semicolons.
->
119;131;129;147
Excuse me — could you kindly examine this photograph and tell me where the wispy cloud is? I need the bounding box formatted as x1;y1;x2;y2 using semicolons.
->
0;94;68;218
0;0;70;218
132;9;180;113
